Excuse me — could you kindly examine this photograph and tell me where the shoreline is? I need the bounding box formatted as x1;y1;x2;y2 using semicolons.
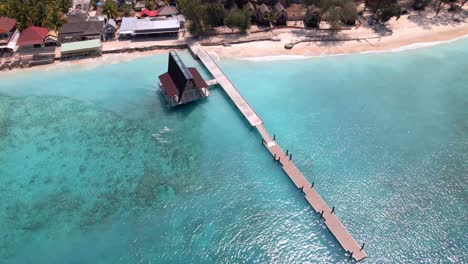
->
204;17;468;60
1;14;467;75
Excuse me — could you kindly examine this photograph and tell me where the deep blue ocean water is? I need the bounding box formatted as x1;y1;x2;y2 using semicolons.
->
0;39;467;263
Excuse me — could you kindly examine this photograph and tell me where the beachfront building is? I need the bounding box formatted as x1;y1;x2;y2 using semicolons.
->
273;2;288;26
119;17;180;38
0;17;19;52
60;39;102;60
256;4;271;26
58;20;104;43
103;19;117;41
158;50;209;107
17;26;49;48
16;26;56;66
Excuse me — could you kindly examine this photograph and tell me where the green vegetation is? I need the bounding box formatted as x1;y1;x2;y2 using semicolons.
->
145;0;155;10
0;0;71;31
102;0;119;19
179;0;252;36
224;8;251;33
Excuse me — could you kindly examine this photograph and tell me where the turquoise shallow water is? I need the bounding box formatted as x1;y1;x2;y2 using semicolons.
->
0;39;467;263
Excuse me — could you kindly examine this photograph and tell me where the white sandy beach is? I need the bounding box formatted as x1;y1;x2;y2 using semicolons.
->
204;11;468;59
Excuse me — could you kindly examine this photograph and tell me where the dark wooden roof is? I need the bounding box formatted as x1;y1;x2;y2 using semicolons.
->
159;72;178;96
188;68;208;89
274;2;286;13
59;21;104;36
257;3;270;14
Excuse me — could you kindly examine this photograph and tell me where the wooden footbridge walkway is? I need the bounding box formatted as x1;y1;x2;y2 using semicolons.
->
188;43;367;262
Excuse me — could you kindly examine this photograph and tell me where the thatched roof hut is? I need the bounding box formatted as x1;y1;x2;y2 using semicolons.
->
273;2;288;26
255;3;271;26
304;5;320;28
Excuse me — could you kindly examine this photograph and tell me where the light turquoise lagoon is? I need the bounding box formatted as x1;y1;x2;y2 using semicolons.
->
0;38;467;263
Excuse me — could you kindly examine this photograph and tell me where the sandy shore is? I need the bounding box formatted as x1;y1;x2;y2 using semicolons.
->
204;11;468;59
0;49;171;76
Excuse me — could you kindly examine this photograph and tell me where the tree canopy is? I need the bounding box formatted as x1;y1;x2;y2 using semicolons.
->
0;0;70;31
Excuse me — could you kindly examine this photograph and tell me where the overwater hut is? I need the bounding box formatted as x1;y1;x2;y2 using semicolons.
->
304;6;321;28
60;39;102;60
273;2;288;26
158;50;209;107
255;4;271;26
0;17;19;51
58;20;104;43
103;19;117;41
157;6;179;17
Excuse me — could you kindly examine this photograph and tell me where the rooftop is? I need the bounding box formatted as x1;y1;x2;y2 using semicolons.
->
120;17;180;35
0;17;16;33
61;39;101;53
17;26;49;46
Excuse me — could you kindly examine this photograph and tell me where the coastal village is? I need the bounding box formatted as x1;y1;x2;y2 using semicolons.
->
0;0;467;71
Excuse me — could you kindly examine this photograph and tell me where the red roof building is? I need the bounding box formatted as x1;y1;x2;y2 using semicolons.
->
17;26;49;47
140;8;158;17
0;17;16;33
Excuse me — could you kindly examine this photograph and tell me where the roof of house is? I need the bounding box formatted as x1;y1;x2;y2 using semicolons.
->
157;6;179;16
107;19;117;28
17;26;49;46
66;13;87;23
159;72;179;97
141;8;158;17
0;17;16;33
61;39;102;53
188;68;208;89
120;17;179;34
257;4;270;14
59;21;104;36
274;2;286;13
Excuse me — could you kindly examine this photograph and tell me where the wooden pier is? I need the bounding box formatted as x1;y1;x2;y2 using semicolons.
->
189;43;367;262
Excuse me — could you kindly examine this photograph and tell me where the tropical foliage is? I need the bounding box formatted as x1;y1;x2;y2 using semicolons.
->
224;7;251;33
102;0;119;19
0;0;70;31
179;0;253;36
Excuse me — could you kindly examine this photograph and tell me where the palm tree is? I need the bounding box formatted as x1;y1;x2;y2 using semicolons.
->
46;6;66;31
103;1;119;19
264;11;276;27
